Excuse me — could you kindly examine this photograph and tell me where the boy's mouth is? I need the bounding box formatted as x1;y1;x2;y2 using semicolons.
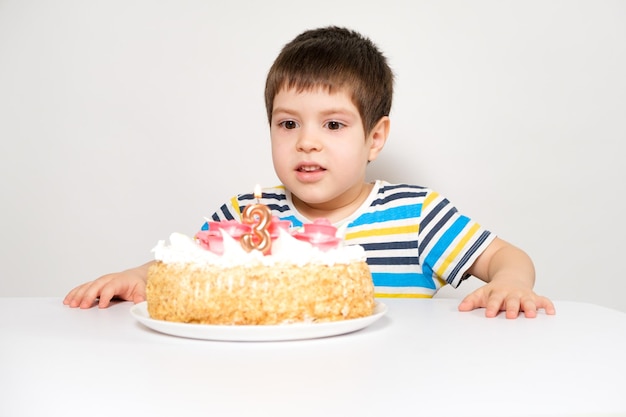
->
297;164;325;172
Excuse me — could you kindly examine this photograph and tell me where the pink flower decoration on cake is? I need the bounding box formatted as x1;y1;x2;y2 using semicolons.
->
269;216;292;238
195;221;251;255
293;218;341;251
209;221;250;238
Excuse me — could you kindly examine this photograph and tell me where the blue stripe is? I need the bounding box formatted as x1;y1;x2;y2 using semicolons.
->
372;272;436;289
350;204;422;227
279;215;303;228
423;216;470;271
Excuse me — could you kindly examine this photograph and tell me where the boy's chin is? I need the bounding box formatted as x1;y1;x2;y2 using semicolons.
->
289;186;336;206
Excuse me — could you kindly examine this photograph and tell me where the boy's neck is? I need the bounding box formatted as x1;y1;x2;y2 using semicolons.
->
291;182;374;223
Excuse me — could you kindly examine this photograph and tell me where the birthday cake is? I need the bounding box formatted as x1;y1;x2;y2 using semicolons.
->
145;206;375;325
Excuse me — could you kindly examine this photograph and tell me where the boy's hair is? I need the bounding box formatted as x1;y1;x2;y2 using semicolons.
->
265;26;394;135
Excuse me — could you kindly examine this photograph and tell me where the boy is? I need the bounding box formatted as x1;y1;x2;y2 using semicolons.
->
64;26;555;319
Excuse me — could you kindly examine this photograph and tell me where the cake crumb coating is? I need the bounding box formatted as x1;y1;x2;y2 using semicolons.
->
146;261;375;325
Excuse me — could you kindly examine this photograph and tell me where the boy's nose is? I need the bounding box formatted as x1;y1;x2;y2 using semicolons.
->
296;129;322;152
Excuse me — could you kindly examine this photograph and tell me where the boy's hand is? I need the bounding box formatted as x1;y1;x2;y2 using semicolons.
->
458;281;556;319
460;237;556;318
63;262;152;309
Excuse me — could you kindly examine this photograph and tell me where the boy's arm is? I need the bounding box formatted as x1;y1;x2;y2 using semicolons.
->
458;237;556;318
63;261;153;309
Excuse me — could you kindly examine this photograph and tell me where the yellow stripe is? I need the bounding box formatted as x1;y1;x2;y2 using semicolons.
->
423;191;439;209
346;224;418;240
230;196;242;220
435;223;480;276
375;293;434;299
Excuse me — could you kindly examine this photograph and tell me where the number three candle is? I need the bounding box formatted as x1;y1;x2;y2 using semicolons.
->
241;184;272;254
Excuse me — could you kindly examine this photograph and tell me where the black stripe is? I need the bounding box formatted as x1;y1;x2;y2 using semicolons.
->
268;204;291;214
372;191;427;207
379;183;426;193
419;204;456;253
420;198;453;230
239;192;288;202
261;192;287;201
237;192;289;215
359;240;418;251
367;256;420;266
239;203;290;215
217;204;236;221
447;231;492;283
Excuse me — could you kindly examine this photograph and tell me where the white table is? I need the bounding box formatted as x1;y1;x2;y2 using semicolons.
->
1;298;625;417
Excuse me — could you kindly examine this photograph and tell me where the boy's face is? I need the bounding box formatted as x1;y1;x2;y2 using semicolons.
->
270;86;385;216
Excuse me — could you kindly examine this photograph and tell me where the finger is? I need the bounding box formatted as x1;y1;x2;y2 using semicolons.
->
520;297;538;318
66;283;91;308
62;289;75;306
79;294;99;309
485;293;505;318
534;296;556;315
458;292;484;312
505;296;522;319
63;285;82;306
79;279;111;309
97;284;117;309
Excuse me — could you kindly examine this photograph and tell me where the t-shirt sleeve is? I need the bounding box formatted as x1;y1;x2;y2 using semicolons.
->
418;189;495;288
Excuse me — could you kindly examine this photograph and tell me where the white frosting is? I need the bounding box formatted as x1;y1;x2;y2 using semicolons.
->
152;228;366;267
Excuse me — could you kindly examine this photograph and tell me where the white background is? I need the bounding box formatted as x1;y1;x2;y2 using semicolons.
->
1;0;625;312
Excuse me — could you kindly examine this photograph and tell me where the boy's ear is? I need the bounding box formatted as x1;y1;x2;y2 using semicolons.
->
367;116;390;162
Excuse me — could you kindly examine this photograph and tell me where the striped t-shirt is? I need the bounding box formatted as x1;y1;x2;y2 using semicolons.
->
203;180;495;298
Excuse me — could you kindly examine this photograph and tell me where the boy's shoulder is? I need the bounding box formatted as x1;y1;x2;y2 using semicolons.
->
362;181;435;213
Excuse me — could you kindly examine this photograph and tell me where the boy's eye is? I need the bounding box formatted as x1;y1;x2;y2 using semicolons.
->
326;121;344;130
279;120;298;129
